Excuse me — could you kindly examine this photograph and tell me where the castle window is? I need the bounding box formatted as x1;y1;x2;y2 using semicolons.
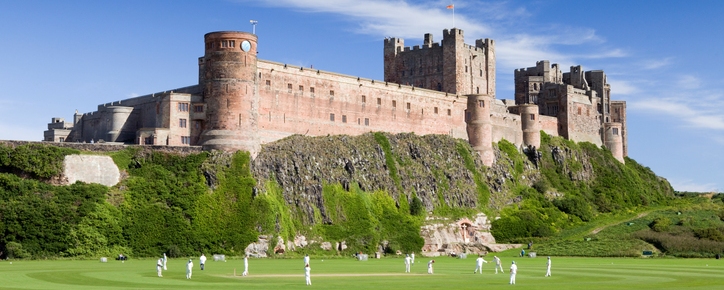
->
447;109;451;116
181;136;190;145
364;118;369;126
392;100;397;108
299;85;304;96
478;100;484;108
406;102;411;110
613;128;619;135
179;118;187;128
330;113;335;122
221;40;227;48
465;66;468;73
362;95;366;103
194;105;203;113
578;107;581;115
377;98;382;106
178;103;189;112
330;90;335;97
477;87;480;94
480;70;483;77
229;40;235;47
342;115;347;123
434;107;439;114
310;87;315;97
287;83;292;93
59;137;64;142
265;80;271;89
402;71;405;76
587;109;590;116
194;120;200;129
530;114;535;121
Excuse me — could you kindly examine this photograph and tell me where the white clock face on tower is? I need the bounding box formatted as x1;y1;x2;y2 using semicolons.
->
241;40;251;52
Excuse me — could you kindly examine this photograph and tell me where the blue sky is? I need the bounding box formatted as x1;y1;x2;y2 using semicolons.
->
1;0;722;193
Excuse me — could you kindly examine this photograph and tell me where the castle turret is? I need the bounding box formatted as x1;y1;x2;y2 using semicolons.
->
604;122;625;163
105;106;133;142
466;94;494;166
198;31;260;155
519;104;540;148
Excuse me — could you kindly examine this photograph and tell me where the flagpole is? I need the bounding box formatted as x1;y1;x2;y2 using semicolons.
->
453;5;455;28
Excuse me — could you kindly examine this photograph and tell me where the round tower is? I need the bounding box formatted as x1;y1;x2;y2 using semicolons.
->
199;31;260;155
105;106;133;142
604;122;625;164
519;104;540;149
465;94;494;166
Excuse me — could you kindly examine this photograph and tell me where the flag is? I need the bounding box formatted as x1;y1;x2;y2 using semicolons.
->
447;4;454;9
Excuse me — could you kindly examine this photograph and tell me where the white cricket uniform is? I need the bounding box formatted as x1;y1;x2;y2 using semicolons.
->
163;254;167;270
510;263;518;284
474;257;487;274
494;257;504;273
304;255;310;266
545;258;551;277
427;260;434;274
242;256;249;276
199;254;206;270
305;266;311;285
404;256;411;273
411;253;415;264
186;260;193;279
156;259;163;277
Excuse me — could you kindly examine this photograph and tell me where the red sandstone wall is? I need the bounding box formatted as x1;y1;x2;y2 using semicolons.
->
255;61;469;144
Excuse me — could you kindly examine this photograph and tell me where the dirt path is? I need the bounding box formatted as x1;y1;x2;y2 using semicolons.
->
590;212;649;235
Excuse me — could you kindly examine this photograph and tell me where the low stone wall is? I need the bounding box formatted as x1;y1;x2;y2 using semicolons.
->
0;140;205;155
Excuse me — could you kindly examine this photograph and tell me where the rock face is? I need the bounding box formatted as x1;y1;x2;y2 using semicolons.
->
63;155;120;186
252;133;483;224
420;213;517;257
245;235;270;258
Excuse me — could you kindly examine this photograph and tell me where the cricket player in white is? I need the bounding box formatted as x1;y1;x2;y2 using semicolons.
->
404;254;412;273
199;254;206;270
427;260;435;274
186;259;193;279
494;256;504;274
474;255;488;274
304;254;310;266
163;253;167;270
411;253;415;264
509;261;517;285
305;264;311;285
156;258;163;277
242;255;249;276
545;256;551;277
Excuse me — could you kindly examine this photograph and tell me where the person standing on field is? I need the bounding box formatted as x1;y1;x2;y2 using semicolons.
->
404;254;412;273
509;261;518;285
427;260;435;274
545;256;551;277
163;253;168;270
199;253;206;270
411;253;415;264
474;255;488;274
156;257;164;277
186;259;193;279
305;264;312;285
494;256;504;274
304;254;310;266
242;255;249;276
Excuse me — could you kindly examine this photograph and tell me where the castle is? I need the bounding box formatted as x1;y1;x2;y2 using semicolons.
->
44;28;626;165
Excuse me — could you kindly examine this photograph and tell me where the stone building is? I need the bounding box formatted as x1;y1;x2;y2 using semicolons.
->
44;28;626;164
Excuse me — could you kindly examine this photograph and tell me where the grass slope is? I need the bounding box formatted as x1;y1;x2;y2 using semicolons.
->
0;256;722;289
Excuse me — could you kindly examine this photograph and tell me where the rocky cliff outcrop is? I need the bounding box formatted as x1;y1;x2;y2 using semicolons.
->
252;133;483;224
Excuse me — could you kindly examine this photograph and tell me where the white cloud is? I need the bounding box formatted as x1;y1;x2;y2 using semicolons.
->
669;178;720;193
607;78;639;96
247;0;616;73
629;98;724;131
677;75;701;90
639;58;672;70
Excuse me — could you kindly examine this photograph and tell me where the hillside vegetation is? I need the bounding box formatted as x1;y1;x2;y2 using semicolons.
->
0;132;716;260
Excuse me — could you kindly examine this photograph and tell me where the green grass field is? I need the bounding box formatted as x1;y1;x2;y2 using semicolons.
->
1;255;722;289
